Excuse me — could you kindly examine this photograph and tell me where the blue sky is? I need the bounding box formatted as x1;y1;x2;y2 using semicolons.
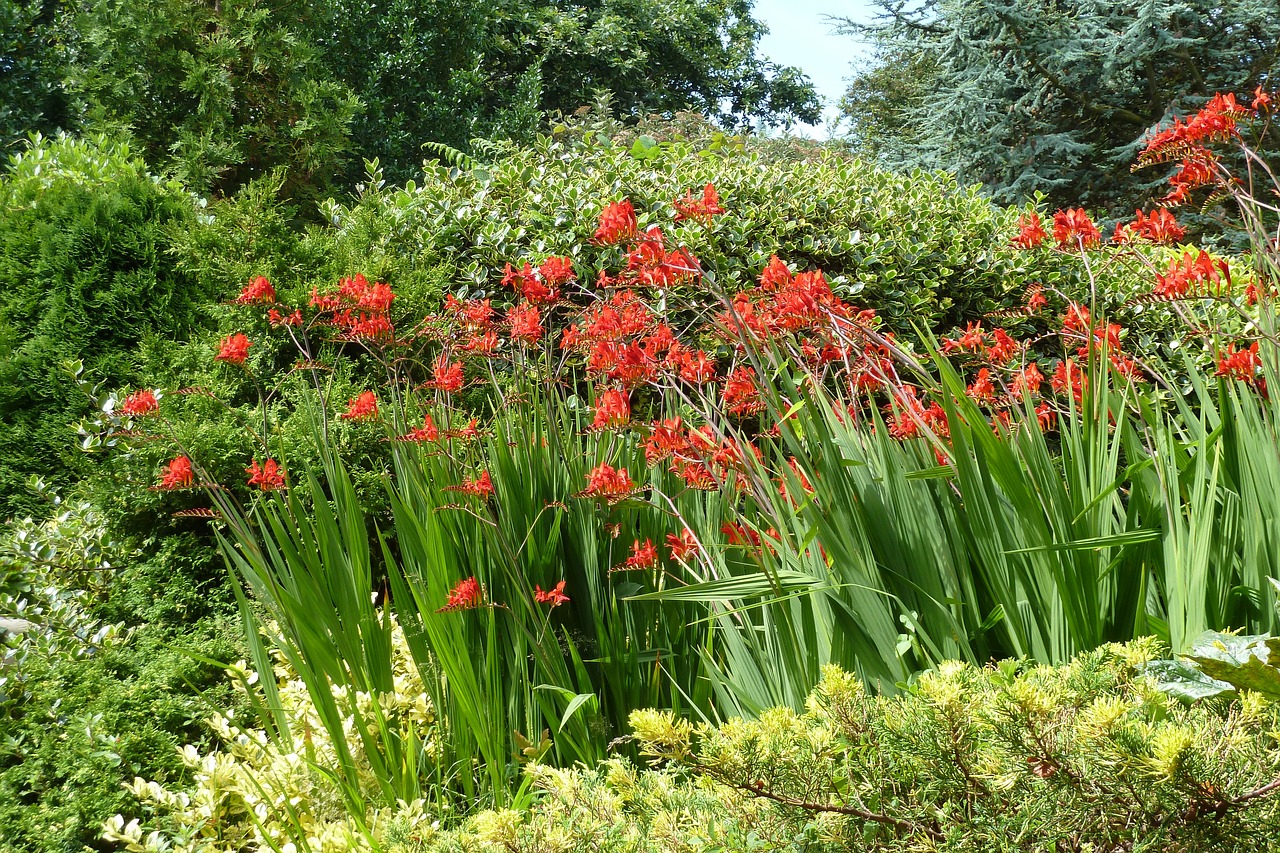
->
753;0;881;136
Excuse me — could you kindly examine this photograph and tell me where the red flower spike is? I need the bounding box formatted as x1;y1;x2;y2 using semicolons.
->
121;389;159;417
1013;363;1045;397
340;391;379;421
439;577;483;613
450;470;494;498
666;528;699;561
538;256;575;287
508;303;543;343
1025;285;1047;313
591;388;631;430
430;357;464;393
624;538;659;570
1012;213;1047;249
236;276;277;305
1052;209;1101;249
966;368;996;404
246;459;287;491
1216;342;1261;382
673;183;725;224
159;456;195;490
1051;360;1087;403
534;580;570;608
593;199;638;245
268;308;303;327
216;333;251;365
758;255;793;291
580;463;634;500
722;366;765;417
400;415;440;443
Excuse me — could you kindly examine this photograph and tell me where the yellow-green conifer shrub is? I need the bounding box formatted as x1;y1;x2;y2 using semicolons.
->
107;640;1280;852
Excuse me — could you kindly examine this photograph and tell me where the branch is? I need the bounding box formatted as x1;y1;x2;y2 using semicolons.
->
694;762;942;840
991;10;1149;128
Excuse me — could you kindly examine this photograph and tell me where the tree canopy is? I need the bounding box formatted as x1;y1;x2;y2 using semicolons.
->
1;0;821;196
840;0;1278;217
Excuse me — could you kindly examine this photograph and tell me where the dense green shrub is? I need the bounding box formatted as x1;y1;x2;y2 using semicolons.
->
0;135;212;520
0;618;245;853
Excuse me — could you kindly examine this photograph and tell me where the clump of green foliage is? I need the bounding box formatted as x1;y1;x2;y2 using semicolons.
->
0;134;213;521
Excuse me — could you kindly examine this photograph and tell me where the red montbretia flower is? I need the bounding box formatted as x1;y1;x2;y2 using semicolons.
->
538;256;576;287
1216;342;1261;382
215;333;251;365
1011;213;1047;249
121;389;159;417
236;275;277;305
268;308;303;327
1013;363;1045;396
666;528;699;561
449;470;494;498
246;458;287;491
591;388;631;430
1025;284;1047;313
722;366;765;417
966;368;996;404
340;391;379;421
158;456;195;490
580;463;634;500
758;255;792;291
1115;209;1186;244
507;303;543;342
430;357;465;393
942;322;986;354
1052;209;1101;249
1051;359;1086;403
1153;249;1227;299
439;577;483;612
534;580;569;608
673;183;725;224
400;415;440;442
593;199;638;245
623;538;659;570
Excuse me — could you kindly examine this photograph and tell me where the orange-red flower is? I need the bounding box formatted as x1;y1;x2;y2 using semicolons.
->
439;577;483;612
1051;359;1086;403
622;538;659;570
508;303;543;343
121;389;159;417
236;275;276;305
534;580;569;608
246;458;287;491
722;366;764;417
430;357;464;393
1012;213;1047;249
538;256;575;287
673;183;725;224
216;333;251;365
340;391;379;421
591;388;631;430
1216;342;1261;382
581;463;633;499
666;528;699;561
159;456;194;490
268;308;303;327
450;470;494;498
1052;209;1101;249
400;415;440;442
593;199;638;245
